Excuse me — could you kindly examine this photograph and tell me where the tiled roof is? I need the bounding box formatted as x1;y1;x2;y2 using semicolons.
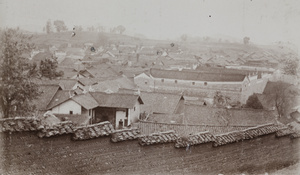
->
0;117;40;132
140;92;183;114
91;76;136;93
58;57;77;68
72;121;115;140
72;93;99;110
85;64;119;78
175;131;215;148
213;123;280;147
90;92;143;109
58;79;82;90
263;81;291;94
46;90;71;110
37;121;74;138
111;128;140;142
150;68;246;82
33;84;61;111
138;130;178;146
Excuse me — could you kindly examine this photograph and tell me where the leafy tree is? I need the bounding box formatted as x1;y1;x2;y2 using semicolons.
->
282;58;299;75
116;25;126;34
243;37;250;44
181;34;187;42
272;82;290;118
213;91;231;107
39;56;63;79
0;28;40;118
45;20;53;34
245;94;263;109
53;20;68;32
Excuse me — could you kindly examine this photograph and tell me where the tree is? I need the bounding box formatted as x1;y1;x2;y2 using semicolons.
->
53;20;68;32
282;58;299;75
213;91;231;107
272;82;290;118
116;25;126;34
45;20;53;34
243;37;250;45
0;28;41;118
245;94;263;109
181;34;188;42
39;56;64;79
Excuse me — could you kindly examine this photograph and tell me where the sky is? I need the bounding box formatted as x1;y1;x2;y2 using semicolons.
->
0;0;300;48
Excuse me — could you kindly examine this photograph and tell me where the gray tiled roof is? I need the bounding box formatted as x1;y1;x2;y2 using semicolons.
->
150;68;246;82
90;92;143;109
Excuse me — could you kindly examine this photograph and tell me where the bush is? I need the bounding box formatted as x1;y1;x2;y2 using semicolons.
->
245;94;263;109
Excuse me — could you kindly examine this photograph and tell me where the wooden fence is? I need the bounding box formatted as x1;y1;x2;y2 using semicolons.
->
136;121;254;136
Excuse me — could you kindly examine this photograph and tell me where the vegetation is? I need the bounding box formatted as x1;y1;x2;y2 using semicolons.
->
45;20;53;34
0;28;40;118
245;94;263;109
243;37;250;45
53;20;68;32
282;58;299;75
39;57;64;79
213;91;231;107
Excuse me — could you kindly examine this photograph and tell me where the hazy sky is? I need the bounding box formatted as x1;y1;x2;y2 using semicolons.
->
1;0;300;46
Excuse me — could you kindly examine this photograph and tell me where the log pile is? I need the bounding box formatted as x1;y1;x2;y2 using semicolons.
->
214;123;281;147
275;127;295;137
175;131;215;148
72;121;114;140
0;117;40;132
111;128;140;142
37;121;74;138
138;130;178;146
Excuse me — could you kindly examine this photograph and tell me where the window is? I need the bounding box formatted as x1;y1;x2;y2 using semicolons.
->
145;81;147;84
204;82;207;86
161;79;164;82
192;82;195;85
134;107;136;111
175;80;177;83
69;111;73;114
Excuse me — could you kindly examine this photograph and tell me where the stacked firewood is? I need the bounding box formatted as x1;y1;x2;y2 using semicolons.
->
138;130;178;146
0;117;40;132
37;121;74;138
72;121;114;140
175;131;215;148
111;128;140;142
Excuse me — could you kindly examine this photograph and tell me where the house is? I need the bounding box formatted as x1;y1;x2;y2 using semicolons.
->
90;92;143;128
45;90;144;128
